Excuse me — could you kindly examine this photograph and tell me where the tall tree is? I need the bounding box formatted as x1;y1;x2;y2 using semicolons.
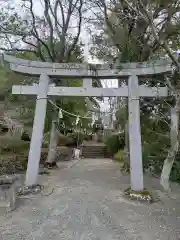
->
118;0;180;192
89;0;180;62
89;0;180;189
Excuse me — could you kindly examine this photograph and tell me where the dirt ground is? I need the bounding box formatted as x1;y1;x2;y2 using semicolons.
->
0;158;180;240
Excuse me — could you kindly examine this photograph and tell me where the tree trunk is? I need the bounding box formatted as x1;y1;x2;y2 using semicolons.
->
160;101;179;191
160;142;179;192
45;120;58;165
124;121;129;160
123;95;129;171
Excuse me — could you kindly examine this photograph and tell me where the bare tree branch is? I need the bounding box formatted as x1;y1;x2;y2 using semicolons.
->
0;0;85;63
28;0;53;61
43;0;56;60
65;0;83;61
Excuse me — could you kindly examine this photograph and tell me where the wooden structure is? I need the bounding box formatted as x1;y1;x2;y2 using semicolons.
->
4;54;172;191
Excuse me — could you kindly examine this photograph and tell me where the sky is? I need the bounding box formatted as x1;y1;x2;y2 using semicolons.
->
11;0;117;111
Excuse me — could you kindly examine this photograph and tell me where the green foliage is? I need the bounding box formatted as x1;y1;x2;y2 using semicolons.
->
0;135;29;175
57;131;88;147
142;141;168;174
170;157;180;183
0;136;30;154
141;113;171;175
115;106;127;130
67;132;87;146
104;132;125;155
114;150;125;162
91;0;180;63
56;95;89;130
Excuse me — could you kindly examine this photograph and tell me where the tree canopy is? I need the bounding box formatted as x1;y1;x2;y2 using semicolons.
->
90;0;180;63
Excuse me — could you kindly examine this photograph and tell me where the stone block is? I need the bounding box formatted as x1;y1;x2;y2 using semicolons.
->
0;175;19;212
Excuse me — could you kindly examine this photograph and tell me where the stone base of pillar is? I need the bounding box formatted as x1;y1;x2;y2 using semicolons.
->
17;184;43;196
124;187;153;203
44;162;59;169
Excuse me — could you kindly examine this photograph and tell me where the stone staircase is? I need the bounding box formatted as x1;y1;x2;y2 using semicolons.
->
82;141;108;158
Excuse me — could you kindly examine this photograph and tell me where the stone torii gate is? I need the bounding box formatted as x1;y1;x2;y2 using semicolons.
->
4;54;172;191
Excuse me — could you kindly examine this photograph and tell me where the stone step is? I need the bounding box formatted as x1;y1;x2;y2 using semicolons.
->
83;155;105;158
83;157;105;158
82;149;107;151
82;152;106;155
82;148;107;152
82;150;106;152
82;145;107;159
83;145;106;147
82;147;107;151
83;153;106;156
82;155;106;158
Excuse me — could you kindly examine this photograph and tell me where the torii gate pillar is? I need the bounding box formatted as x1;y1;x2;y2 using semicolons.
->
25;73;49;186
128;75;143;191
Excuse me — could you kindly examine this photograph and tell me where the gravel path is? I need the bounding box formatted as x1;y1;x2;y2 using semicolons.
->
0;158;180;240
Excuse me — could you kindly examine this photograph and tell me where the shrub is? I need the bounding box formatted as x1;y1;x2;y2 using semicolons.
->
104;132;125;155
114;150;125;162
